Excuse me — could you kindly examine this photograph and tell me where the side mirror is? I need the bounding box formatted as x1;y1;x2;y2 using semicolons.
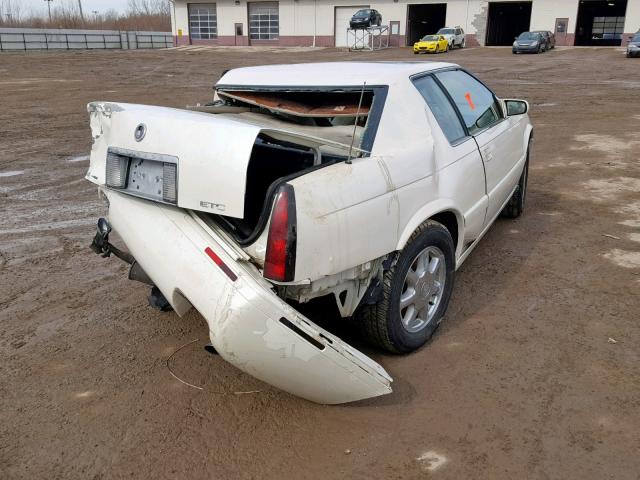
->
505;100;528;116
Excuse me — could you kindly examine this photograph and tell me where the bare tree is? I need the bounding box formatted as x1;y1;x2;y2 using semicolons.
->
0;0;170;30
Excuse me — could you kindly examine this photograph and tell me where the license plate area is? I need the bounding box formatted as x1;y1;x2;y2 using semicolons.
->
127;158;164;199
106;147;178;204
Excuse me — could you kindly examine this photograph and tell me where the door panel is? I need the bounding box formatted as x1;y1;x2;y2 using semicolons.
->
434;69;522;224
411;74;487;243
473;119;521;221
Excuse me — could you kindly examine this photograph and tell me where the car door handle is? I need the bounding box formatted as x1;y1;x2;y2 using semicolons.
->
483;150;494;162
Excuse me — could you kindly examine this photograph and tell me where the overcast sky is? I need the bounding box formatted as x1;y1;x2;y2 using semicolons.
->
18;0;131;16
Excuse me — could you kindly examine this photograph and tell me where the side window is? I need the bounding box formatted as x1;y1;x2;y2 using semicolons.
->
435;70;503;135
412;75;467;144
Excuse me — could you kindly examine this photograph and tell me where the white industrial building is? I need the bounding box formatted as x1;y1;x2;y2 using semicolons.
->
169;0;640;48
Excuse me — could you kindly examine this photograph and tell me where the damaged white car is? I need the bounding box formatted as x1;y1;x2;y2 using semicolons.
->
87;62;532;404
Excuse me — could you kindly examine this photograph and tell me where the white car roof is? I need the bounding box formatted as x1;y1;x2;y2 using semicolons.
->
218;62;458;87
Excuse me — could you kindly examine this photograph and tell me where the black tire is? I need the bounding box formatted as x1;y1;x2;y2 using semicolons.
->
460;39;465;48
357;220;456;354
501;141;531;218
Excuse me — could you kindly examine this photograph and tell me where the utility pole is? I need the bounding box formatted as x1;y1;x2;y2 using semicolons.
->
44;0;53;22
77;0;84;21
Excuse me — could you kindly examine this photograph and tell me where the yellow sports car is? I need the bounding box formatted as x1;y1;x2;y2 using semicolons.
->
413;35;449;54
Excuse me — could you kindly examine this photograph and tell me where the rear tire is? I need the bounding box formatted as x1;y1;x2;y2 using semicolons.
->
501;141;531;218
356;221;455;354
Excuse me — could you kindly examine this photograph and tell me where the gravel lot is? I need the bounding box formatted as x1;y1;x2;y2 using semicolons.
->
1;46;639;479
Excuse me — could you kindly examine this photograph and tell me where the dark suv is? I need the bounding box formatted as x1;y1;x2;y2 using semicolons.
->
349;9;382;29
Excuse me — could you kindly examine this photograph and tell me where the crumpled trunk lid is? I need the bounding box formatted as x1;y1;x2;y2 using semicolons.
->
87;102;262;218
87;102;354;219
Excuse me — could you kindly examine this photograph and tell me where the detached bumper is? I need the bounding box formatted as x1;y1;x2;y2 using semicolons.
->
103;189;392;404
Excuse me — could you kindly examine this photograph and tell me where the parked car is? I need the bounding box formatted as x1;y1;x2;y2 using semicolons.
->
437;26;466;48
349;9;382;29
532;30;555;49
627;32;640;57
413;34;449;54
513;31;548;53
86;62;532;404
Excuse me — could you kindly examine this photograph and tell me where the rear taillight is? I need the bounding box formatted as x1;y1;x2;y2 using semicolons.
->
264;185;296;282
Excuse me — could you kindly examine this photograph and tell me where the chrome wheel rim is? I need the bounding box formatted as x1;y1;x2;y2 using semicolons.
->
399;246;446;333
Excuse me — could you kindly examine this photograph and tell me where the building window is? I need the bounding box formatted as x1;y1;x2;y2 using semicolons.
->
591;16;625;41
249;2;279;40
189;3;217;39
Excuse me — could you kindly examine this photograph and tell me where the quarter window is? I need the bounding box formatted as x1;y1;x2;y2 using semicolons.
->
249;2;279;40
188;3;217;39
435;70;503;135
412;75;466;144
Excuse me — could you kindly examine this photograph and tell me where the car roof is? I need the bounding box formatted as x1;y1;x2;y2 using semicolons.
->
218;62;459;87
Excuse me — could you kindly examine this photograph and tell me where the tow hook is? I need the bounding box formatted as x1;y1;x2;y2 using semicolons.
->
90;218;134;264
90;218;173;312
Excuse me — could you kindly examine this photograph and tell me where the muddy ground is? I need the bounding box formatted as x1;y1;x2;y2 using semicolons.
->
0;46;639;479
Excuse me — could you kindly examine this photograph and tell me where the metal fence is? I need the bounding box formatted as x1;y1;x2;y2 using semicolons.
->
0;28;173;51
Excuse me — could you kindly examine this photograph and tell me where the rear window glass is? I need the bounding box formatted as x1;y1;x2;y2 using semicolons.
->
412;75;466;144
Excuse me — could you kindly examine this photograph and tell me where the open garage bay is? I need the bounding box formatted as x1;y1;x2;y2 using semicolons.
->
1;46;639;479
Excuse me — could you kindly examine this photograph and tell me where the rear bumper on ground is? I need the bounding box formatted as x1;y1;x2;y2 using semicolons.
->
103;189;392;404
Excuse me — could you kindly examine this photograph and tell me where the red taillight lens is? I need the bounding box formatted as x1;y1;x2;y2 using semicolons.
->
264;185;296;282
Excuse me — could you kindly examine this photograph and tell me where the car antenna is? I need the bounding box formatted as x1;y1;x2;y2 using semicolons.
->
347;81;366;165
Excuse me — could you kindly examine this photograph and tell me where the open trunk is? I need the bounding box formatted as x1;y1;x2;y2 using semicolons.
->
87;88;383;245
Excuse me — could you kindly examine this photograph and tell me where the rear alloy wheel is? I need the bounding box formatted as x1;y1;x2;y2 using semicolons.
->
357;220;455;353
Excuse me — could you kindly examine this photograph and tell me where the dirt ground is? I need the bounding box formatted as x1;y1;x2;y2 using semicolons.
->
1;45;639;479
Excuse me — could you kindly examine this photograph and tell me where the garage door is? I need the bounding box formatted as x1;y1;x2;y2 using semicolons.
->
335;5;369;47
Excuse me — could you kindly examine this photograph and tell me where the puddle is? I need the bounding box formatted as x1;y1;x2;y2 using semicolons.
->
580;178;640;203
603;249;640;269
0;170;24;177
417;451;448;472
67;155;90;163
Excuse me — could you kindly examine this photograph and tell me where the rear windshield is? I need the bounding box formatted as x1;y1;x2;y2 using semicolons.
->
214;86;388;156
518;32;538;40
421;35;439;41
438;28;455;34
